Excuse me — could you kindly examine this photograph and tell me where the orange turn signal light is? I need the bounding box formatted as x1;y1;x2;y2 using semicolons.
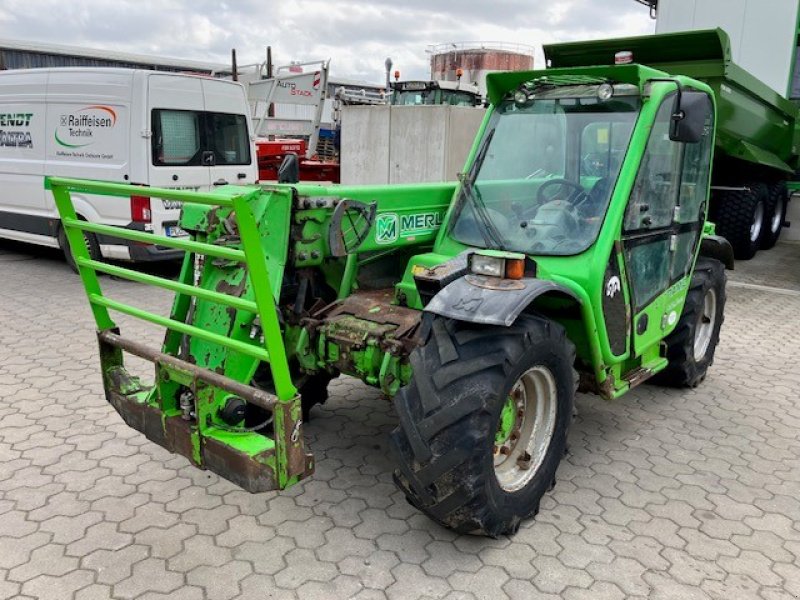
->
505;258;525;280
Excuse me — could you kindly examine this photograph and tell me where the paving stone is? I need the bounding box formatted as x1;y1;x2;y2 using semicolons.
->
185;561;253;600
273;548;337;588
338;550;398;590
19;570;94;600
113;557;184;598
1;236;799;600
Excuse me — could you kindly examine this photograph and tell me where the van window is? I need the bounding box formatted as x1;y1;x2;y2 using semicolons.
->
155;110;202;165
207;113;249;165
152;110;250;166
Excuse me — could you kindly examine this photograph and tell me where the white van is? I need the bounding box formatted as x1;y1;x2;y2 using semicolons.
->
0;68;257;264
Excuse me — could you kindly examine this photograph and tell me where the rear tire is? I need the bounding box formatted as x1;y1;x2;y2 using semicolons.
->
58;224;101;273
390;314;576;537
761;181;788;250
712;183;767;260
651;258;726;388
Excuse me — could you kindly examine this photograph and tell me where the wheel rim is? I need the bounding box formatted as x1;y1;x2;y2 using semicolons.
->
493;366;558;493
770;196;785;234
750;201;765;243
693;288;717;361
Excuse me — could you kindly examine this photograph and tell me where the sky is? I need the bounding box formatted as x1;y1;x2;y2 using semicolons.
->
0;0;656;83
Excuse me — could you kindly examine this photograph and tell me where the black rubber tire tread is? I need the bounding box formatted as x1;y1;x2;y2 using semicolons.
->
650;257;726;388
390;314;577;537
712;183;767;260
298;373;333;421
58;223;101;274
761;181;788;250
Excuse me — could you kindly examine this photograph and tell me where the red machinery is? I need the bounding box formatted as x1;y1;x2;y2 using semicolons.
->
255;139;340;183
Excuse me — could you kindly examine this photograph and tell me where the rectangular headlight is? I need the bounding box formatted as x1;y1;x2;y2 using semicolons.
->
470;254;505;277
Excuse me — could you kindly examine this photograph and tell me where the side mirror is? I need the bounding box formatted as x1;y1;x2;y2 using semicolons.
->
278;153;300;184
669;90;710;144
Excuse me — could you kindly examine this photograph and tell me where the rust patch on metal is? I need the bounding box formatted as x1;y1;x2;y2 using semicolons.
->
623;367;654;389
106;365;147;395
276;400;313;482
164;416;201;466
202;437;278;493
98;331;277;412
314;289;423;351
216;278;247;298
105;390;168;451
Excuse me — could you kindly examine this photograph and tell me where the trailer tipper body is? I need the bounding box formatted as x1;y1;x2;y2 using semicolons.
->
545;28;798;258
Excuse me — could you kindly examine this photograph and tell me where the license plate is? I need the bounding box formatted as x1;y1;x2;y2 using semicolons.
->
165;226;188;238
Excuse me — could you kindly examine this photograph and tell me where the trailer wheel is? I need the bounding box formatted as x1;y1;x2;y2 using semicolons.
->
651;258;726;388
58;224;101;273
712;183;767;260
390;314;576;537
761;181;789;250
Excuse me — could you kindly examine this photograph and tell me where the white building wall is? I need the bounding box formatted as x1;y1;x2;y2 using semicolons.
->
656;0;799;97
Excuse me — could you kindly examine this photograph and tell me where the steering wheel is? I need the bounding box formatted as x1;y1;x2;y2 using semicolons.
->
536;178;588;207
582;153;607;177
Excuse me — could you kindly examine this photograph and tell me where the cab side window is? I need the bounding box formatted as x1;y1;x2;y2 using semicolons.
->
622;92;714;311
624;100;682;233
671;99;714;280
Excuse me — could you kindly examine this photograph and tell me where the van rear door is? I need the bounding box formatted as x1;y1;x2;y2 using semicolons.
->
147;75;209;238
201;78;257;187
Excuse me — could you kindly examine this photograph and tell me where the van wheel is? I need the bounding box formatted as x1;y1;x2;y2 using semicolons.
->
58;225;101;273
761;181;788;250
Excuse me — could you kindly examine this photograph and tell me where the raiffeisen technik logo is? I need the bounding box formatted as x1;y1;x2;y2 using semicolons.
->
55;105;117;148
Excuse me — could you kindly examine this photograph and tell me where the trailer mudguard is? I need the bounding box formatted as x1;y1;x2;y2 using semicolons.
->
424;275;581;327
700;234;735;270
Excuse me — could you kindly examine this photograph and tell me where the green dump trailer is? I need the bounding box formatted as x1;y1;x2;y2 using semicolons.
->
545;28;798;258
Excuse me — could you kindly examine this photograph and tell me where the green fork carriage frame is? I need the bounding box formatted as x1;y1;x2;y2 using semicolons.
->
48;178;309;490
47;176;456;491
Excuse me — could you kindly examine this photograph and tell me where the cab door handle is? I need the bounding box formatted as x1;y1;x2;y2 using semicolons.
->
213;178;228;186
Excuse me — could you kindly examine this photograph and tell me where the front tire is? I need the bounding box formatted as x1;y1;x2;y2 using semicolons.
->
390;315;576;537
58;224;101;273
651;258;726;388
298;372;333;421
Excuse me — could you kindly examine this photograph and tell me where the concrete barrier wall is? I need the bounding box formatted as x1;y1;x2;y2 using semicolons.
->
341;105;484;185
340;105;391;185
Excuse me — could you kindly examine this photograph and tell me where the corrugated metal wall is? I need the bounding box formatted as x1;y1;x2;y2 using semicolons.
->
0;48;209;73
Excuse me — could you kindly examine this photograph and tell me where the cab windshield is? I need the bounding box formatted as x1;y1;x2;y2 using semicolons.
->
450;84;640;256
392;88;478;106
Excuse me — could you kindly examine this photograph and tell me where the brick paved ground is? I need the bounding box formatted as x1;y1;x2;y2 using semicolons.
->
1;239;799;600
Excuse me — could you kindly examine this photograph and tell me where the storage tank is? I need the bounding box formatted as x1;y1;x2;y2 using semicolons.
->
428;42;535;99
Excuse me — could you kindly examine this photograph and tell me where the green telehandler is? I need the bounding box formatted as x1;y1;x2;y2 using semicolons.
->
52;46;734;537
